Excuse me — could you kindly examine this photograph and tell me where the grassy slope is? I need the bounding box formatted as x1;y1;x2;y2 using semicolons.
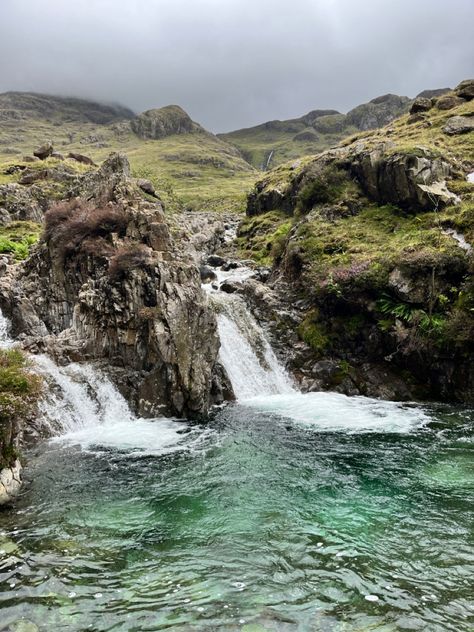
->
219;120;358;171
0;107;258;213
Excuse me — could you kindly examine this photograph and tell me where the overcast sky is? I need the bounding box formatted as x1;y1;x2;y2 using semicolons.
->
0;0;473;132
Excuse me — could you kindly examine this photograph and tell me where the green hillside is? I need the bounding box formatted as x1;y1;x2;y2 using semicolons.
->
0;93;257;212
219;93;416;169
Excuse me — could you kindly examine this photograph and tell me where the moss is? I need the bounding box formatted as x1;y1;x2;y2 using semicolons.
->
297;310;329;352
0;221;41;259
237;210;292;264
0;349;42;469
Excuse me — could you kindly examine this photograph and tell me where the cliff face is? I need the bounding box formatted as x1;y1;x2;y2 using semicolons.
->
239;82;474;403
0;153;225;418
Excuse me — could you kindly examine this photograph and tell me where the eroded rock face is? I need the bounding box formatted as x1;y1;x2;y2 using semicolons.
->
0;153;224;418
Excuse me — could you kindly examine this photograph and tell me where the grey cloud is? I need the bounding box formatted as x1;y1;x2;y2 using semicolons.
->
0;0;472;131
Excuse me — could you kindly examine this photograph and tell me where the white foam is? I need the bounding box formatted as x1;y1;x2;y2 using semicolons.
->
242;391;430;433
51;417;193;456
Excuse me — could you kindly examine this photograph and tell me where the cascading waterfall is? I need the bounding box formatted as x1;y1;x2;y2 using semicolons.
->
0;308;192;453
204;267;295;400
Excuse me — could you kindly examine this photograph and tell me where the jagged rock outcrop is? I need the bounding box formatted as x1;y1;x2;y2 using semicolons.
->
0;153;225;418
247;142;458;217
131;105;202;140
346;94;411;131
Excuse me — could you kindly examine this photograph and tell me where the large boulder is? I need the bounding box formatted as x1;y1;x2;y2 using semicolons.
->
443;116;474;135
131;105;201;140
436;95;464;110
455;79;474;101
350;145;457;211
410;97;432;114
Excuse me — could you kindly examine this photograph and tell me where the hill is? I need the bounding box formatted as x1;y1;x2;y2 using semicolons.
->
237;80;474;401
219;93;423;169
0;93;257;212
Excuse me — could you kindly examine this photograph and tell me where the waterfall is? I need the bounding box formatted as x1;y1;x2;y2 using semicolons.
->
264;150;274;171
205;270;294;400
0;308;194;454
35;355;134;435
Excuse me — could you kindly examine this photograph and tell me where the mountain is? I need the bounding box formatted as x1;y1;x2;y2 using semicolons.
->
219;93;415;169
0;93;256;212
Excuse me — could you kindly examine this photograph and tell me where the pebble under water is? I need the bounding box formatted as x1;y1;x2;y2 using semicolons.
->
0;395;473;631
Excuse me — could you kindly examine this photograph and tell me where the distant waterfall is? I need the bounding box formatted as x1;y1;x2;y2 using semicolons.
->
264;150;274;171
207;283;294;399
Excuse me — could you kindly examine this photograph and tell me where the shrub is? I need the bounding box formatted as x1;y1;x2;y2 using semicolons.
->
44;199;127;257
108;244;153;280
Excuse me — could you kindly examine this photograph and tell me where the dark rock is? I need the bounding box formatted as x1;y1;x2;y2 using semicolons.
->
410;97;432;114
221;260;239;271
33;141;53;160
443;116;474;135
407;113;426;124
200;265;217;283
137;178;158;197
220;280;242;294
254;267;272;283
455;79;474;101
3;164;27;175
435;95;464;110
206;254;226;267
67;152;96;166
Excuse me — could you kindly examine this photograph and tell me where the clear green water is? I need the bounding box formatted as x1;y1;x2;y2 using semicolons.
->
0;399;473;631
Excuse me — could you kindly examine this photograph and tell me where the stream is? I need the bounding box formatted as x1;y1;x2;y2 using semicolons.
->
0;269;473;631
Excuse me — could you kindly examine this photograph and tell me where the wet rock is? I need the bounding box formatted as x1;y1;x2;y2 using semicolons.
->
221;260;239;271
33;141;53;160
200;265;217;283
410;97;432;114
455;79;474;101
220;279;243;294
206;254;226;267
443;116;474;135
